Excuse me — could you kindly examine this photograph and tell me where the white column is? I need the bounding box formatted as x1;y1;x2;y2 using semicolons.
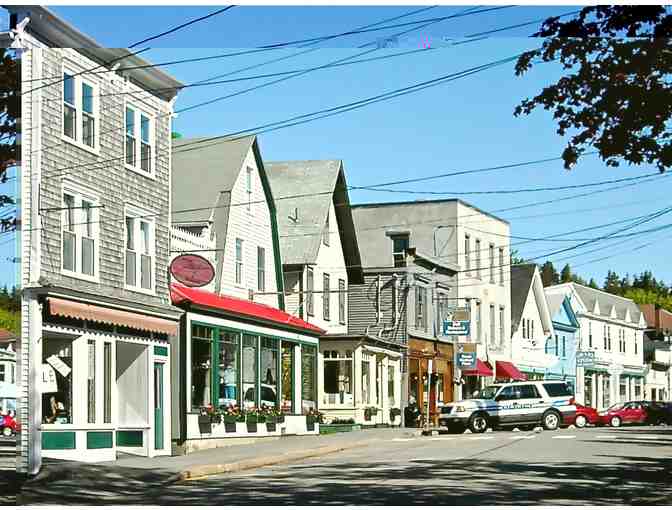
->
293;344;301;415
596;373;603;409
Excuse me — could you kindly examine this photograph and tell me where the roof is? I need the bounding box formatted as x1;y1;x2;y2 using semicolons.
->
0;328;15;343
545;293;566;318
265;160;364;284
170;283;325;336
572;283;642;323
406;248;459;273
510;264;536;334
5;6;183;101
172;136;256;225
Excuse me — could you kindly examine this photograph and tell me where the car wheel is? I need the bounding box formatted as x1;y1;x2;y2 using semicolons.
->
1;427;11;437
468;413;488;434
610;416;621;428
575;415;588;428
542;410;561;431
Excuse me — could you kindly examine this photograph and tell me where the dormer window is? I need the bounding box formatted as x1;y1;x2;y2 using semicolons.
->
323;212;330;246
391;234;409;268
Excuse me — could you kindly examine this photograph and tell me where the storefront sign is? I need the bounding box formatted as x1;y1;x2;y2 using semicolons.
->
46;354;71;378
457;352;477;369
442;308;470;336
576;351;596;367
170;254;215;288
41;364;58;394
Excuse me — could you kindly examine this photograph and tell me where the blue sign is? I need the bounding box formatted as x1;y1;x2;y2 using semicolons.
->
576;351;595;368
457;352;477;369
443;320;470;336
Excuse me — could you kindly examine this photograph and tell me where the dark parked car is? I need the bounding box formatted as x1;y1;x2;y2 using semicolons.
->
640;401;672;425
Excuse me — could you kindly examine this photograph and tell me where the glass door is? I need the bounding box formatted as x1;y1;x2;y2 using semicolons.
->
154;363;164;451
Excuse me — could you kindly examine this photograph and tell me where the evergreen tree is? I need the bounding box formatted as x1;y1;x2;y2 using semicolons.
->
540;261;560;287
560;264;572;283
588;278;599;289
604;270;621;294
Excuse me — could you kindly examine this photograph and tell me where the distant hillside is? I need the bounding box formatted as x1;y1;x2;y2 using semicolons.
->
0;307;19;335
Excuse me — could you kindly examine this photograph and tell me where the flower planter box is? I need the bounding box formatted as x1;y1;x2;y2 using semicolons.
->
246;421;258;433
266;421;276;432
224;422;236;433
198;415;212;425
306;418;316;431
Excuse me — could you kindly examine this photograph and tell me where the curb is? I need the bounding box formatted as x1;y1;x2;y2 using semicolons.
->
177;440;373;480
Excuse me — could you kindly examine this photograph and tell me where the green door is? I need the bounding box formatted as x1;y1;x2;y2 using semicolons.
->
154;363;164;450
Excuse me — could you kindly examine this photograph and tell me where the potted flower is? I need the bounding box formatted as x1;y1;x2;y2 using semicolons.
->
305;408;324;431
221;404;244;433
198;405;219;433
246;407;260;433
390;407;401;423
364;406;379;421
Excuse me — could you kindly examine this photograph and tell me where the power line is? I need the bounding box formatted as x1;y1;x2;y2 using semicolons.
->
128;5;236;48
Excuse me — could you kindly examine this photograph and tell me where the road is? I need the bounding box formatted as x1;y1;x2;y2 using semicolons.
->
0;437;18;504
156;426;672;506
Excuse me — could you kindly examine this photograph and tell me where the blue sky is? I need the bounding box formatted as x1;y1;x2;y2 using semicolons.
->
3;5;670;288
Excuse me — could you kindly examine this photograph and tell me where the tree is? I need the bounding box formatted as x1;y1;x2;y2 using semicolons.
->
560;263;573;283
588;278;599;289
510;249;526;265
540;261;560;287
514;6;672;171
0;49;18;232
604;270;621;294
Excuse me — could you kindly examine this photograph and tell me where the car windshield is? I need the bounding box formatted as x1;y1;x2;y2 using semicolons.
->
607;403;624;412
473;386;500;400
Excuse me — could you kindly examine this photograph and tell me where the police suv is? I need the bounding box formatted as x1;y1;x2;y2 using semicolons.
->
439;380;576;433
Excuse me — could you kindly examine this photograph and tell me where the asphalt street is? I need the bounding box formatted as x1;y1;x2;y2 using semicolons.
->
0;437;18;505
155;426;672;506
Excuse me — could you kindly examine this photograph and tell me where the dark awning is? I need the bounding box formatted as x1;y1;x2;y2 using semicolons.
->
462;359;493;377
495;361;527;381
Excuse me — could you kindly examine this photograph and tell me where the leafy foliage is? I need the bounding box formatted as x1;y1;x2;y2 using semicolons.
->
515;6;672;171
0;49;18;218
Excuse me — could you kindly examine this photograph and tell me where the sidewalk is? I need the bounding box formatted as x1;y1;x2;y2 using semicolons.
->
20;427;419;505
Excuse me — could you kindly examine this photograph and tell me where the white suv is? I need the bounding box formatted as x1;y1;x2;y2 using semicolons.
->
439;380;577;433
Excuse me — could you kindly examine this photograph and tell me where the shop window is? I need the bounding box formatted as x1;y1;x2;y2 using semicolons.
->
42;339;73;425
585;374;593;406
619;376;627;401
260;337;278;407
191;325;213;411
323;350;353;405
387;364;395;407
87;340;96;423
281;344;294;413
218;330;240;407
409;358;420;405
602;376;611;408
242;334;258;409
301;345;317;413
361;359;370;405
103;342;112;423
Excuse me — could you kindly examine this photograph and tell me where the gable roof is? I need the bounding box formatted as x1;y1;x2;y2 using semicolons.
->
547;282;643;325
545;293;566;319
265;160;364;284
510;264;536;334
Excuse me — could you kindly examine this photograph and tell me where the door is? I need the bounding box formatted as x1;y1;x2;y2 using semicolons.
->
154;363;164;451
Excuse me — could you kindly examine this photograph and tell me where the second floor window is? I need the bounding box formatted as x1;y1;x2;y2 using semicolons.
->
415;286;427;331
257;246;265;292
499;248;504;285
338;279;346;325
588;322;592;348
489;244;495;284
125;213;154;291
323;273;330;321
62;189;98;279
464;234;471;275
125;106;153;175
392;234;409;268
306;267;314;316
499;306;505;346
63;71;97;149
490;304;496;345
235;238;244;285
475;239;481;279
246;167;253;211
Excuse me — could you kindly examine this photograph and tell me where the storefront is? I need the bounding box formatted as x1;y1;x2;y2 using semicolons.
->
319;336;404;426
170;284;324;454
39;296;178;463
461;358;493;398
407;337;454;427
582;365;645;410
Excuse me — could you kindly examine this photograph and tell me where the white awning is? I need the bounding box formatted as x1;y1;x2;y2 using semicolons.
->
362;345;402;358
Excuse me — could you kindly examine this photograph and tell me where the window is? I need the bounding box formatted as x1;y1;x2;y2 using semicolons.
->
602;376;611;408
388;365;395;406
562;336;566;358
519;385;542;399
392;234;409;268
476;301;482;342
607;325;612;351
495;385;516;401
464;234;471;275
323;273;330;321
257;246;265;292
543;382;573;397
585;374;593;407
246;167;253;211
125;213;154;291
191;325;213;411
499;306;505;346
603;324;608;350
260;337;278;407
281;344;294;413
62;70;97;149
588;322;593;348
499;247;504;285
218;330;240;407
489;304;496;345
489;244;495;284
62;189;99;279
306;267;314;316
522;318;527;339
634;378;642;399
531;320;534;339
0;365;4;382
103;342;112;423
475;239;481;279
635;334;638;354
42;339;73;424
323;211;330;246
619;376;627;401
415;286;427;330
242;334;258;409
361;359;370;404
323;350;353;405
87;340;96;423
301;345;317;413
338;279;346;325
555;334;559;356
235;238;244;286
125;106;154;175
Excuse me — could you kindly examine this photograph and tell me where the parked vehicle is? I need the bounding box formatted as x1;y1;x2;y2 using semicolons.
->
599;401;648;427
439;380;576;433
573;403;600;428
640;401;672;425
1;413;19;437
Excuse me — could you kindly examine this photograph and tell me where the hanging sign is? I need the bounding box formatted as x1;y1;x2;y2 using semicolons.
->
170;254;215;288
46;354;71;378
576;351;596;368
442;307;470;336
457;352;477;369
41;364;58;393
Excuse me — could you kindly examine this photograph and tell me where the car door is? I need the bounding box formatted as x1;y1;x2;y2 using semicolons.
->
494;385;517;425
621;403;637;423
517;384;545;424
631;402;647;423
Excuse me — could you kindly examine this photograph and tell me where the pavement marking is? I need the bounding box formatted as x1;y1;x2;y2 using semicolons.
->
428;437;455;441
634;435;659;440
510;435;536;440
467;436;495;441
552;435;576;439
596;435;617;439
391;438;416;442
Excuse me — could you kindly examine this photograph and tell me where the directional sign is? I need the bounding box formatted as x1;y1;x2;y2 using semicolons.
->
457;352;477;369
576;351;595;368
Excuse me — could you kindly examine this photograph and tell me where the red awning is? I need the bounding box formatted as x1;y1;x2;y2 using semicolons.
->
495;360;527;381
48;297;178;336
462;358;494;377
170;283;325;335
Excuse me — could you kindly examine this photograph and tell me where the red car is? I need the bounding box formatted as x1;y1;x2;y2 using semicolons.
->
573;403;600;428
599;401;648;427
1;414;20;436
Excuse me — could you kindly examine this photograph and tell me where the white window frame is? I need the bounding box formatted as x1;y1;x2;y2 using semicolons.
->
257;246;265;292
306;267;315;317
235;238;244;287
246;167;253;212
338;278;346;325
323;211;330;246
61;182;100;283
464;234;471;276
124;205;156;295
475;239;482;279
124;104;156;178
61;63;99;155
